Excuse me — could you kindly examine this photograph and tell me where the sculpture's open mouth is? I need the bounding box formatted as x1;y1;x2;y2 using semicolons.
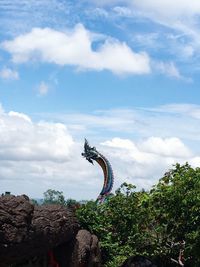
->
82;152;94;164
82;139;99;164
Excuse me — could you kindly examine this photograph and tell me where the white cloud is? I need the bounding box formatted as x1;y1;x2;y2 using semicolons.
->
190;157;200;167
133;33;160;49
32;103;200;195
0;109;73;161
8;111;32;123
44;109;138;135
101;137;198;189
0;0;71;37
113;6;133;17
103;138;136;150
153;104;200;120
0;104;200;199
1;24;151;75
102;137;191;161
139;137;191;158
130;1;200;55
91;1;200;60
153;61;181;79
88;7;109;18
0;106;104;200
96;0;200;18
43;105;200;142
0;67;19;80
131;0;200;19
38;81;49;96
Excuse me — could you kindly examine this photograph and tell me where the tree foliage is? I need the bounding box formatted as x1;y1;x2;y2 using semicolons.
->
76;163;200;267
43;189;79;210
43;189;66;205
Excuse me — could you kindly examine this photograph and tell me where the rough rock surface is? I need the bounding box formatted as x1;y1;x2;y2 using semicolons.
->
71;229;101;267
0;195;101;267
53;229;101;267
0;194;79;267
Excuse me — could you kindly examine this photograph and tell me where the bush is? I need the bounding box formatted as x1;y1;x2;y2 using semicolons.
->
76;163;200;267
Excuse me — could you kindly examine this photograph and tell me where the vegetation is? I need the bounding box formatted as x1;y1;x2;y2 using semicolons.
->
76;163;200;267
9;163;200;266
43;189;66;205
42;189;79;209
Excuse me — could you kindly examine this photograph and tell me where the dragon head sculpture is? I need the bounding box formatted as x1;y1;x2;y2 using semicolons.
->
81;139;99;164
82;139;114;203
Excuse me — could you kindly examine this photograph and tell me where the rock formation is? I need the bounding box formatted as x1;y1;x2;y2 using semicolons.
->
0;194;101;267
120;255;157;267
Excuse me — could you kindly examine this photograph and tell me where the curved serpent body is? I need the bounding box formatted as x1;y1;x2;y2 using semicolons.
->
82;139;114;203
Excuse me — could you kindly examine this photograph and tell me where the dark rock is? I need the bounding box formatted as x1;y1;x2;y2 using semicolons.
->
0;195;101;267
120;255;157;267
53;230;101;267
71;229;101;267
0;194;79;267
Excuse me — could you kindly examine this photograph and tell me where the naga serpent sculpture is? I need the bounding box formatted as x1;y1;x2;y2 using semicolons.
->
82;139;114;203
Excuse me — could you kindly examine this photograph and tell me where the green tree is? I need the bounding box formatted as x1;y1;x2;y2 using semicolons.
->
148;163;200;266
77;164;200;267
30;198;39;206
43;189;66;205
77;183;148;266
66;198;79;208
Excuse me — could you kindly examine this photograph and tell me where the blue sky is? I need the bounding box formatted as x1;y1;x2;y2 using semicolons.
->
0;0;200;200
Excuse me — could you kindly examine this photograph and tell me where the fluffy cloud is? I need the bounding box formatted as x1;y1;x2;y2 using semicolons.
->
190;157;200;167
139;137;191;158
0;107;104;200
1;24;151;75
0;109;73;161
0;67;19;80
0;105;200;200
101;137;197;189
